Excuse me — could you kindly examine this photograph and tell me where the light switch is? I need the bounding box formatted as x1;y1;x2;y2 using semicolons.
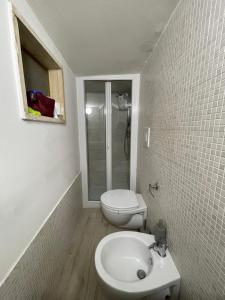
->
143;127;150;148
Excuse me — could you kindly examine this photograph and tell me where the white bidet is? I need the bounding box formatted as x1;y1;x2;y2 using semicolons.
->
95;231;180;300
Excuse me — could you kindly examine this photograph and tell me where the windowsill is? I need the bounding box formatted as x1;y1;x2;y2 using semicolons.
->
22;113;65;124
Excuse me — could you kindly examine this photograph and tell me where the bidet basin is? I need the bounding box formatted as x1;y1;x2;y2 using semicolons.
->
95;231;180;300
101;236;153;282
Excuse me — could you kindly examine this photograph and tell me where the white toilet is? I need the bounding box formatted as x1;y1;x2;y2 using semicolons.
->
100;189;147;229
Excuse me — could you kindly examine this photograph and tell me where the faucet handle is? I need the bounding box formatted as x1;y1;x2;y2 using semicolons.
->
149;183;159;190
148;242;156;249
156;238;167;247
160;241;168;251
149;241;168;257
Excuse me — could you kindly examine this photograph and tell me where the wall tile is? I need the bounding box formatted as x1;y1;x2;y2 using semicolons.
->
0;175;82;300
137;1;225;299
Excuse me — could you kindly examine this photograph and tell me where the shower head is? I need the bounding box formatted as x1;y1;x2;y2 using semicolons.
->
116;92;130;111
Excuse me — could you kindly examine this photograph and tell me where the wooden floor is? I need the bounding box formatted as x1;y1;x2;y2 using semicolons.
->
54;209;119;300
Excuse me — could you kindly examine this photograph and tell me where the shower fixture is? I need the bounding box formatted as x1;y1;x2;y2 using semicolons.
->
116;92;131;160
116;92;131;111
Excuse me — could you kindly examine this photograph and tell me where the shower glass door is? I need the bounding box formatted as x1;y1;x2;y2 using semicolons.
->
85;81;106;201
85;80;131;201
111;81;131;190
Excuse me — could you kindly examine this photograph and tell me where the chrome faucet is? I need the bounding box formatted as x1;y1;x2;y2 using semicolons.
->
149;240;168;257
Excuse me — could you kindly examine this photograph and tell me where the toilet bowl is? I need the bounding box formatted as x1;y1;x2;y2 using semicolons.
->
100;190;147;229
95;231;180;300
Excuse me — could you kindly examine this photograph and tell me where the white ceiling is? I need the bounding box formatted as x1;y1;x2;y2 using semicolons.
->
27;0;179;75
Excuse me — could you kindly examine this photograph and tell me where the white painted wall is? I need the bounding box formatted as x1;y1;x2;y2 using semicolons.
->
0;0;80;285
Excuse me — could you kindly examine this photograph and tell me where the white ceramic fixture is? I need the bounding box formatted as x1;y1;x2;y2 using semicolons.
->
95;231;180;300
100;190;147;229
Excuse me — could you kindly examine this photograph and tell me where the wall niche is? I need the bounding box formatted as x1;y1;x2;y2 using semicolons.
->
12;8;66;123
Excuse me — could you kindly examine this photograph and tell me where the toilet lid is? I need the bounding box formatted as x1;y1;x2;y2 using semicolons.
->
101;189;138;211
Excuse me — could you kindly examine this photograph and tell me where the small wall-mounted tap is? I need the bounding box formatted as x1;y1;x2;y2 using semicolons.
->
149;241;168;257
149;182;159;198
149;219;167;257
149;183;159;190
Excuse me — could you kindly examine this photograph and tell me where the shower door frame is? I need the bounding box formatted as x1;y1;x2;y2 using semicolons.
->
76;74;140;208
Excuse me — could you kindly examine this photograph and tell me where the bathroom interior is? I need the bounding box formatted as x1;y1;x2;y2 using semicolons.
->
1;0;225;299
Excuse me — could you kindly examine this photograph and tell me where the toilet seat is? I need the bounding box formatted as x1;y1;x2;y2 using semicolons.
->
101;189;139;212
101;202;139;214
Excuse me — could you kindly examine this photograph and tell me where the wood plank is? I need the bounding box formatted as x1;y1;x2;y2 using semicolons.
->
13;14;28;114
49;69;65;120
23;113;65;124
52;209;120;300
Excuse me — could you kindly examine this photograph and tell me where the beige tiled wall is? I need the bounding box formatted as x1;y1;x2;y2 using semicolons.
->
0;174;82;300
137;0;225;299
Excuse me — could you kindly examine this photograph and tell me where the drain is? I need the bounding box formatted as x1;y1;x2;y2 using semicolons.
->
137;269;146;280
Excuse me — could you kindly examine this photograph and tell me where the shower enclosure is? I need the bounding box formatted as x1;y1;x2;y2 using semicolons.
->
77;75;140;206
